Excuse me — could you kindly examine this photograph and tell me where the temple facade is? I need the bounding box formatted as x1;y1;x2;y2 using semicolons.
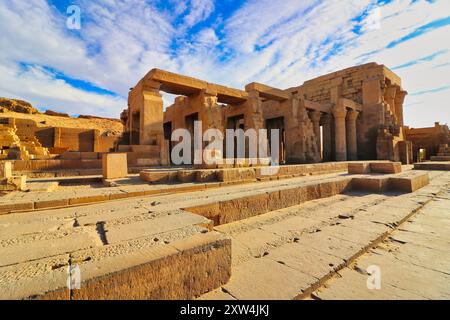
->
121;62;411;166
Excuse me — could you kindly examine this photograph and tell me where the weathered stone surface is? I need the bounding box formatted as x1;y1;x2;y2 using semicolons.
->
218;168;256;183
414;161;450;171
0;161;12;178
369;162;402;174
102;153;128;179
71;232;231;300
348;162;370;174
389;171;430;192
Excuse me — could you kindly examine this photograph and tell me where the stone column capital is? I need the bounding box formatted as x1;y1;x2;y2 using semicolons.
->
143;79;161;92
309;110;322;123
331;106;347;119
346;110;359;122
320;113;332;126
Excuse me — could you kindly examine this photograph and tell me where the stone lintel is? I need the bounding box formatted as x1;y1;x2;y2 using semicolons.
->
245;82;290;102
340;98;362;112
144;68;248;105
304;100;331;113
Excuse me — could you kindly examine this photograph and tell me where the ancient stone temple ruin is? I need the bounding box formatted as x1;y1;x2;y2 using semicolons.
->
121;62;411;166
1;62;450;301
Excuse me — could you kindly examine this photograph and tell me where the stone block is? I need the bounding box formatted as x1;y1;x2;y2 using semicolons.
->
102;153;128;179
0;175;27;191
430;156;450;161
196;170;218;182
80;152;100;160
218;168;256;183
348;162;371;174
389;172;430;193
370;162;402;174
178;170;196;183
34;199;69;210
69;194;110;205
70;232;231;300
0;161;12;178
136;158;160;166
351;177;390;193
0;201;34;214
140;170;177;183
60;152;81;160
414;162;450;171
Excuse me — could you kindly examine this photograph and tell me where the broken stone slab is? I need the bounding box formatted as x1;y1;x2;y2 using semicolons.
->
0;175;27;191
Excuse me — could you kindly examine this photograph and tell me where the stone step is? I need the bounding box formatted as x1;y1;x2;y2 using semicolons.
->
201;182;436;300
414;162;450;171
431;156;450;161
0;202;231;299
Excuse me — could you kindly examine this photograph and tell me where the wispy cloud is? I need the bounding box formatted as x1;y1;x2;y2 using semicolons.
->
0;0;449;127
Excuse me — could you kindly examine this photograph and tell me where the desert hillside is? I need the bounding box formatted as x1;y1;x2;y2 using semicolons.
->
0;97;124;135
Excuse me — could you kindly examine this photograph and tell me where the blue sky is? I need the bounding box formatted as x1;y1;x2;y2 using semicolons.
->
0;0;449;127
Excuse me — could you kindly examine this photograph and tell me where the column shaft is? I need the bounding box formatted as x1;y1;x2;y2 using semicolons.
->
346;110;359;161
310;111;322;156
321;114;332;161
333;108;347;161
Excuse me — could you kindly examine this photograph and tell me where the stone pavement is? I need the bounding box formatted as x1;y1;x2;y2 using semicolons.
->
200;170;450;300
311;181;450;300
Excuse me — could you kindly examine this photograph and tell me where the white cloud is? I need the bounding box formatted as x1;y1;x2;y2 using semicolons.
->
0;0;449;127
183;0;215;28
0;62;125;117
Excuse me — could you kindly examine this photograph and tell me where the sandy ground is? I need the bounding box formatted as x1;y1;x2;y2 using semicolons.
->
0;111;124;135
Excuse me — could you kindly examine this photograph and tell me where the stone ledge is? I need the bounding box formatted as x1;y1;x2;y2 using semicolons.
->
414;162;450;171
2;232;231;300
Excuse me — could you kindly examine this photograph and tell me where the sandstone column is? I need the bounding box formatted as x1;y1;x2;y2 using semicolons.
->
244;90;266;160
54;127;61;148
140;81;168;165
332;106;347;161
346;110;359;161
395;90;407;126
197;88;224;166
310;111;322;157
384;85;398;124
93;129;101;152
321;113;332;161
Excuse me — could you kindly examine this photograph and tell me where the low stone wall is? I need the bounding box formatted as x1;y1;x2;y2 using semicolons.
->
185;178;353;225
140;162;349;184
185;171;430;225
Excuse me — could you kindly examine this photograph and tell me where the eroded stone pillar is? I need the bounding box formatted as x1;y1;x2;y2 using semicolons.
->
321;113;332;161
395;90;407;126
346;110;359;161
140;82;168;165
310;111;322;156
244;90;266;159
332;106;347;161
384;85;398;125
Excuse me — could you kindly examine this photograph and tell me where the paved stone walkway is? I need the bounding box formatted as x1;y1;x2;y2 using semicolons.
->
200;171;450;300
311;176;450;300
